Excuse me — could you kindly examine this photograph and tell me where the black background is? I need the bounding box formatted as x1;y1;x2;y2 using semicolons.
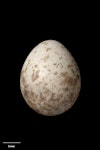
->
0;2;98;149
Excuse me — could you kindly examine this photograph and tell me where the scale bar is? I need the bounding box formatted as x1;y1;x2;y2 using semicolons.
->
3;142;21;144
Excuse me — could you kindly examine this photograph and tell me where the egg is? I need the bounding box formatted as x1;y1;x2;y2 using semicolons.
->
20;40;81;116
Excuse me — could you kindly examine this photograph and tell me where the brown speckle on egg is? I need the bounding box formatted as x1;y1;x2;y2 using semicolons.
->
44;65;51;72
60;72;78;86
31;70;40;82
76;74;79;79
23;89;31;102
60;44;65;49
55;51;59;55
21;75;28;89
54;71;58;75
59;62;63;68
53;63;57;66
42;55;50;62
34;64;38;68
46;48;52;51
62;87;69;91
43;42;48;45
40;93;46;100
59;57;62;60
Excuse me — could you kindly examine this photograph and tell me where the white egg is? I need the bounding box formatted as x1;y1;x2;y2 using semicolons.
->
20;40;81;116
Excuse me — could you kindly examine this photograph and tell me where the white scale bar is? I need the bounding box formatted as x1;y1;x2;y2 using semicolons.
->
3;142;21;144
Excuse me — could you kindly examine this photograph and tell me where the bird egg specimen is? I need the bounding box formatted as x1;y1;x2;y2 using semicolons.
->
20;40;81;116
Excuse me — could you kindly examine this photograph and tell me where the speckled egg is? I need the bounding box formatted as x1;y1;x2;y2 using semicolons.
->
20;40;81;116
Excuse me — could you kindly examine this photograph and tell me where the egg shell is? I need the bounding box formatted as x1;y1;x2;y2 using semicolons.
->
20;40;81;116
